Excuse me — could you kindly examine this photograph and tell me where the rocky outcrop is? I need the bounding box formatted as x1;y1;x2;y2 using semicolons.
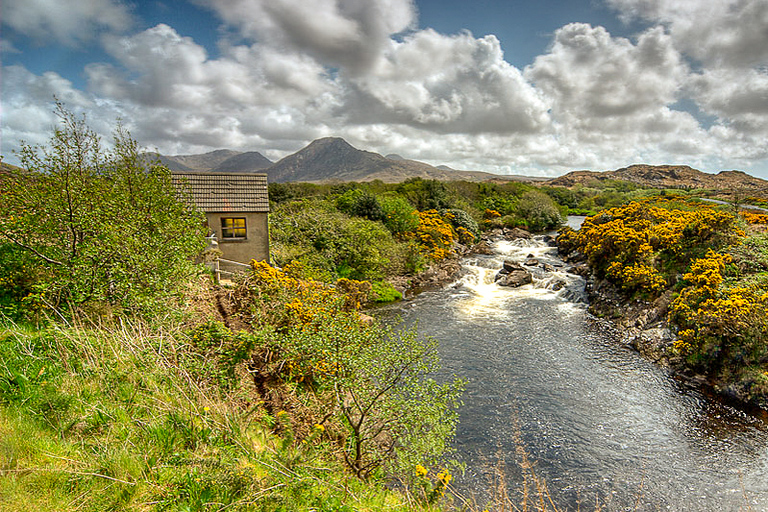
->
585;276;676;363
495;260;533;288
389;256;464;298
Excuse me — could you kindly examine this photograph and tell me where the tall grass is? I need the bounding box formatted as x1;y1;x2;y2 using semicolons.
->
0;320;439;511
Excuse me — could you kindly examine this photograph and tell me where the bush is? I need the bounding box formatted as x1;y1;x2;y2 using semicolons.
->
0;104;205;317
270;200;398;281
380;195;419;237
238;263;464;479
336;189;384;221
370;281;402;303
514;191;564;232
443;208;479;236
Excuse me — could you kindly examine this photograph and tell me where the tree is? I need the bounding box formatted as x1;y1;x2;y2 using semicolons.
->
515;190;564;231
0;104;205;316
267;305;464;479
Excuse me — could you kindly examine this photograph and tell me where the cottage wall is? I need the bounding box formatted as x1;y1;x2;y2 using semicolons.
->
206;212;270;266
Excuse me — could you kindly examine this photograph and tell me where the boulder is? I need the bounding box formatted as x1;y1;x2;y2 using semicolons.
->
495;261;533;287
524;256;539;266
504;227;531;240
472;240;494;255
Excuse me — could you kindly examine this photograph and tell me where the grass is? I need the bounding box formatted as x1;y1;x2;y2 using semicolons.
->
0;320;446;511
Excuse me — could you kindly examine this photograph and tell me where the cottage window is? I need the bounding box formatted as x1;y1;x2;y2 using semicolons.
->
221;217;246;239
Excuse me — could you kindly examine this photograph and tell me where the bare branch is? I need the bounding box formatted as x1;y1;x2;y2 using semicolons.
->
0;229;64;266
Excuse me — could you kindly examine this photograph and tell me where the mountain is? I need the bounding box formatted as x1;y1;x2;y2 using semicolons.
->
547;164;768;191
264;137;504;183
211;152;273;172
146;149;241;172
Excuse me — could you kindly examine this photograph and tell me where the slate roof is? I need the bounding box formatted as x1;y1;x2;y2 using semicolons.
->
172;173;269;213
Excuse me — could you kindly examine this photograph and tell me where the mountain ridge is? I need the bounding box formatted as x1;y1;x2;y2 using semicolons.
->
144;139;766;191
546;164;768;191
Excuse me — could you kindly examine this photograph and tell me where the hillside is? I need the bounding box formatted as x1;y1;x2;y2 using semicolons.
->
151;138;513;183
212;151;273;172
261;137;505;183
547;164;768;191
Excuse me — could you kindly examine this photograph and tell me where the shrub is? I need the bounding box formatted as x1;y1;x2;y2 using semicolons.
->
336;189;384;221
237;263;464;478
443;208;479;236
270;200;398;281
370;281;402;303
0;104;205;317
514;190;564;232
569;198;739;296
380;195;419;237
416;210;456;261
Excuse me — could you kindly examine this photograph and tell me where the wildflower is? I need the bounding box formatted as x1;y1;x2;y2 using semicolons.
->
415;464;428;477
313;423;325;432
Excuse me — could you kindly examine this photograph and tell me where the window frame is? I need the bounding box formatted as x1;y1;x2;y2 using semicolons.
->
220;216;247;240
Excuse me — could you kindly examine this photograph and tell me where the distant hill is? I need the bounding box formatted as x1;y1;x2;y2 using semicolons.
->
1;161;21;176
149;138;546;183
145;150;241;172
264;137;506;183
211;152;273;172
547;164;768;191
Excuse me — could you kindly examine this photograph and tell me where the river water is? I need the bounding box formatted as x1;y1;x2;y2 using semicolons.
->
379;218;768;511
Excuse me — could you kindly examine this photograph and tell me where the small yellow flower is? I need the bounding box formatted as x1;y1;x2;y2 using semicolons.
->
415;464;428;477
313;423;325;432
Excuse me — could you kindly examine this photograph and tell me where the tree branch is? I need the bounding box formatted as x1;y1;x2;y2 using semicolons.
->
0;230;64;266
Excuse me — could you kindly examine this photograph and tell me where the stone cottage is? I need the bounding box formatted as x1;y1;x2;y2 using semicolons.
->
172;173;270;270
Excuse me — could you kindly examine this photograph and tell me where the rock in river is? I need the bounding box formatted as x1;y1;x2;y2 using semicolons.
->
495;260;533;288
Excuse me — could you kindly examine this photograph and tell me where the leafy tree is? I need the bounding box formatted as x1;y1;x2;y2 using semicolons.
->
0;104;205;316
243;263;464;479
515;190;564;231
336;188;384;221
379;195;419;237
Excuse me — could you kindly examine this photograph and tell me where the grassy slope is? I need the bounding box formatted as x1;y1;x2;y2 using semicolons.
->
0;321;441;511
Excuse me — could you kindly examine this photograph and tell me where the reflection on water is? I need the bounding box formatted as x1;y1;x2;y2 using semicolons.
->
378;227;768;511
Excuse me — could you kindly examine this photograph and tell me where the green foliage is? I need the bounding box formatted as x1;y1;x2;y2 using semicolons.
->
0;104;206;318
444;208;479;235
396;178;450;211
514;190;564;232
380;194;420;236
184;321;261;390
0;321;445;512
239;263;463;480
0;244;38;321
270;199;402;281
370;280;403;303
336;188;385;221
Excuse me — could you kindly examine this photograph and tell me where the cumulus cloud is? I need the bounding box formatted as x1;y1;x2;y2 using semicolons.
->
343;29;551;133
690;68;768;138
525;24;687;132
2;0;133;45
3;1;768;178
198;0;416;73
606;0;768;68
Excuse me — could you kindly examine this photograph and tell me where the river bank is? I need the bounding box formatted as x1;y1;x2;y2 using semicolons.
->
558;239;768;414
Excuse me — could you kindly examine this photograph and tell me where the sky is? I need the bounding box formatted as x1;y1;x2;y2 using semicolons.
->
2;0;768;179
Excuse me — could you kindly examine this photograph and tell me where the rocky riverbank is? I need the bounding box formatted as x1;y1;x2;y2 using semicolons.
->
559;246;768;413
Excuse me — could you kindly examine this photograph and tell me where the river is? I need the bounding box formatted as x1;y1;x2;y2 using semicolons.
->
378;218;768;511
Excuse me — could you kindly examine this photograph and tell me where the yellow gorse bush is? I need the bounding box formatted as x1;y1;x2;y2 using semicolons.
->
562;198;738;295
416;210;456;261
670;250;768;363
741;211;768;225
